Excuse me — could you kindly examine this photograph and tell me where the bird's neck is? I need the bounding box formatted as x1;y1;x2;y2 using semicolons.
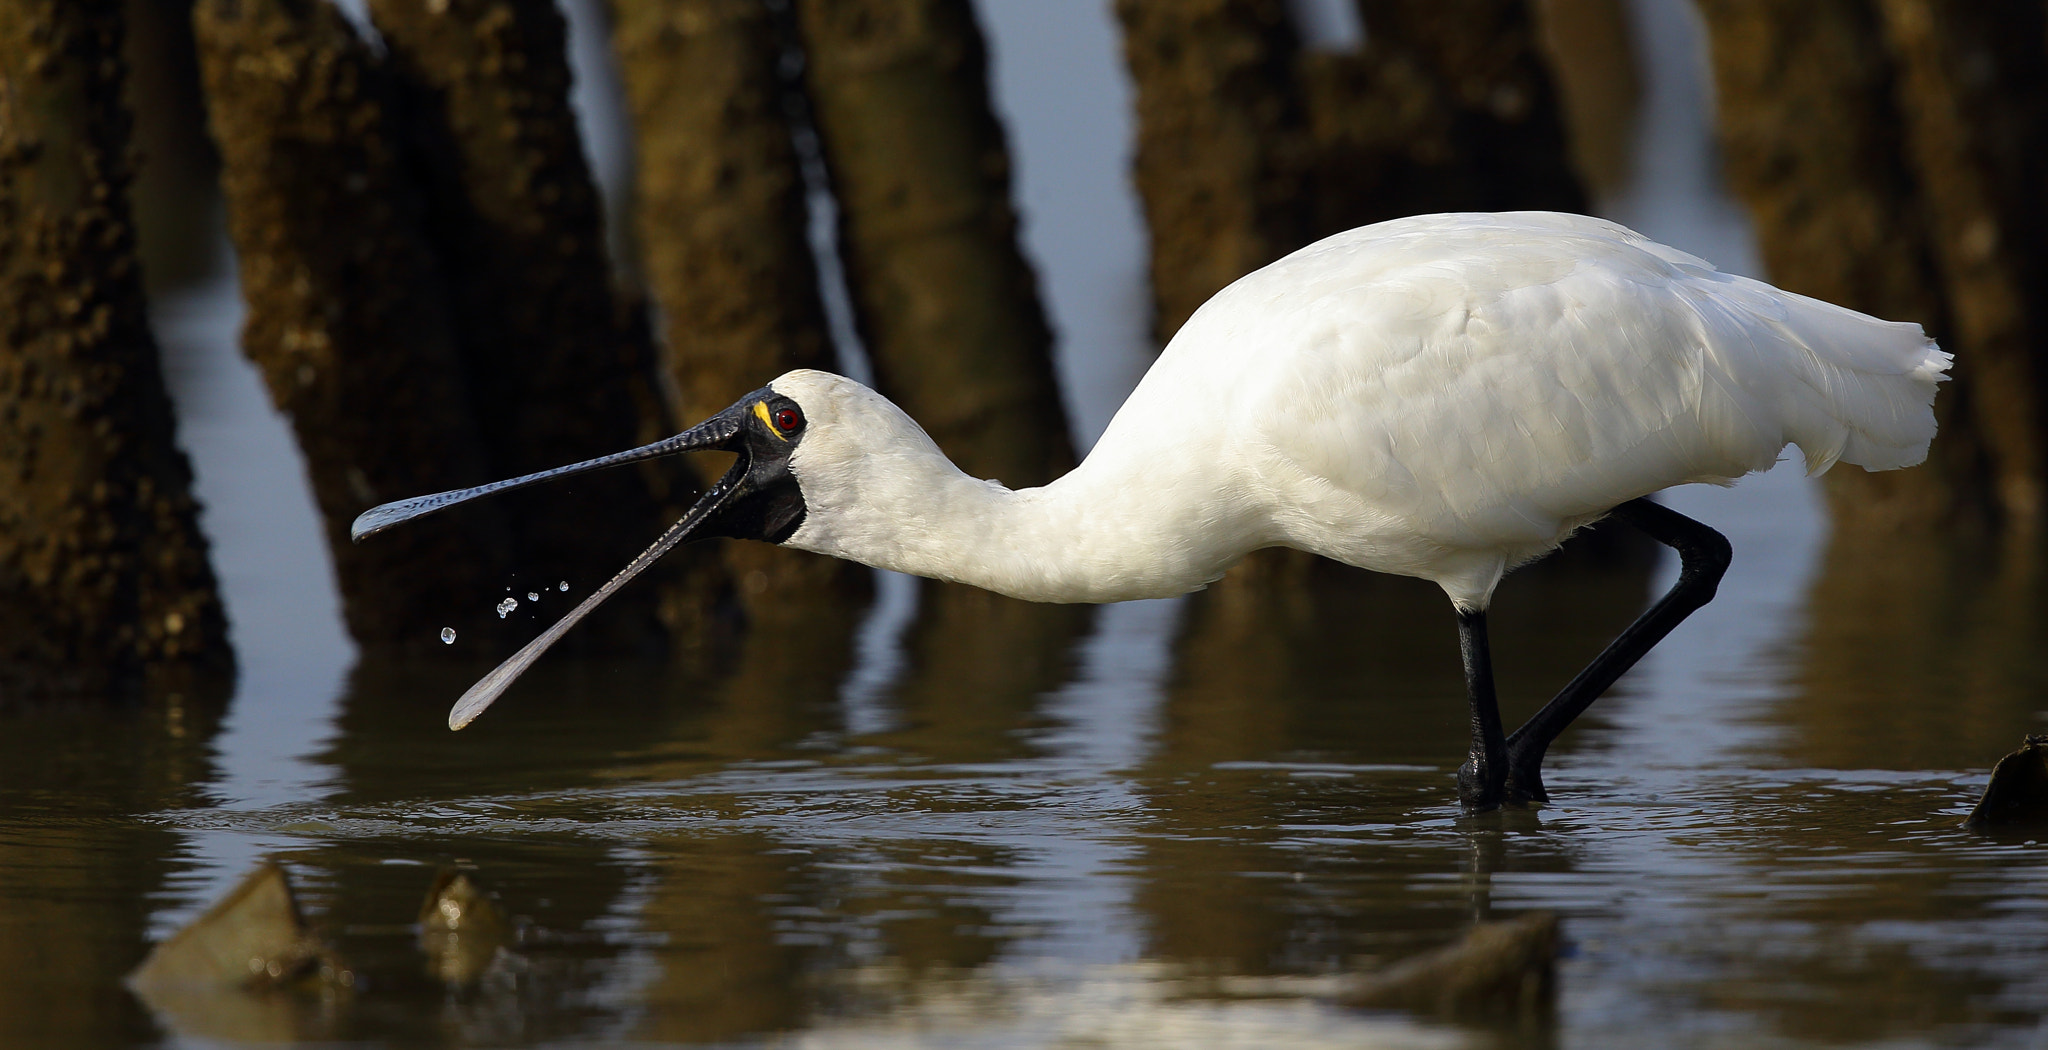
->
783;434;1258;603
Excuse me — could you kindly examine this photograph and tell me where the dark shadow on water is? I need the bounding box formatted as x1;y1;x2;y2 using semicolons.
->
0;698;226;1048
861;580;1096;764
15;520;2048;1047
242;580;1073;1043
1779;523;2048;770
1127;526;1654;976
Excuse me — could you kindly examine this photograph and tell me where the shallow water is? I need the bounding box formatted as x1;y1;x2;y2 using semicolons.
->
5;475;2047;1047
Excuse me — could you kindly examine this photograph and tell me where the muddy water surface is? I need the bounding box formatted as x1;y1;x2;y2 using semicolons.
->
3;460;2045;1047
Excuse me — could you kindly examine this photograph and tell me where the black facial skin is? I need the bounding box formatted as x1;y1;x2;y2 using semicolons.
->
696;390;810;545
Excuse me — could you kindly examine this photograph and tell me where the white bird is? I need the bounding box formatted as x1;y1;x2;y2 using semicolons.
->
354;212;1950;809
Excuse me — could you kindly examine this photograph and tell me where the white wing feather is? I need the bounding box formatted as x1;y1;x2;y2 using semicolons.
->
1110;212;1948;604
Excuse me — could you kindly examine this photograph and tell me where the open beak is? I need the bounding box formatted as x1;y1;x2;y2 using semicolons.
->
350;400;754;731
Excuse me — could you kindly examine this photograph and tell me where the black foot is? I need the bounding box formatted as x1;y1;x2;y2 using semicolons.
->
1502;758;1549;805
1500;726;1553;805
1457;756;1504;811
1462;754;1548;810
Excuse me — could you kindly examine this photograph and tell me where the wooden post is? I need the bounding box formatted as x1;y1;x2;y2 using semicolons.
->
611;0;867;618
1113;0;1314;344
1873;0;2048;533
0;0;231;698
1116;0;1594;589
795;0;1074;489
1697;0;2045;537
367;0;681;651
1307;1;1586;234
193;0;512;652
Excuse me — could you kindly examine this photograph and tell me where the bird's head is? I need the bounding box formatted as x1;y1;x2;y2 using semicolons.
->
349;368;913;729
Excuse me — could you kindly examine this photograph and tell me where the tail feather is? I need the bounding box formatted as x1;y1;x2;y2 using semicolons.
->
1697;276;1951;476
1774;288;1949;473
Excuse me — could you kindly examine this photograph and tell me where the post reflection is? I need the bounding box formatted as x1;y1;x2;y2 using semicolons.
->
623;583;865;1043
613;572;869;772
633;832;812;1041
862;581;1095;763
628;582;1064;1038
0;695;227;1047
1781;522;2046;769
1130;533;1656;973
1575;767;2048;1044
1618;520;2048;1040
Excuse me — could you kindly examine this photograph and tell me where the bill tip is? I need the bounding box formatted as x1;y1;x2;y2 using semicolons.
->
351;503;403;543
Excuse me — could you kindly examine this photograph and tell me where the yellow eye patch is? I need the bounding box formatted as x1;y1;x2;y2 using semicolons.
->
754;401;788;440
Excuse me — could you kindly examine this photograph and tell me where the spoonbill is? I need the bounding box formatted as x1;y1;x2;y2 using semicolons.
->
354;212;1949;810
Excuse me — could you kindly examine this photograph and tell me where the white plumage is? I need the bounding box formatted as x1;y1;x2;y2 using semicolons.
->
780;212;1948;610
356;211;1949;804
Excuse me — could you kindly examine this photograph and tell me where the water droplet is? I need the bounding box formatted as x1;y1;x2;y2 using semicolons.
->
527;591;539;602
558;581;569;591
496;597;518;619
440;627;456;644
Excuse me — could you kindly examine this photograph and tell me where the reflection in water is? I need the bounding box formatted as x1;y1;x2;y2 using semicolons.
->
866;583;1095;765
9;499;2048;1046
1132;536;1653;975
0;701;224;1048
1786;523;2048;771
634;832;815;1042
628;582;866;1044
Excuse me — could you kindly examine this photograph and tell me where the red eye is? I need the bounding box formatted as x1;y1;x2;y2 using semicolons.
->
773;406;802;432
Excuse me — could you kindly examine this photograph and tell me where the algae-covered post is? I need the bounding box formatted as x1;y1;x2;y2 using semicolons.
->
1113;0;1604;590
794;0;1079;649
794;0;1074;490
1868;0;2048;534
0;0;231;698
1696;5;2048;771
1530;0;1640;200
367;0;679;652
1697;1;1944;342
193;0;510;651
1116;0;1588;346
1302;0;1586;234
1698;0;1972;533
1111;0;1319;587
1699;0;2048;536
1113;0;1314;345
612;0;836;434
611;0;868;617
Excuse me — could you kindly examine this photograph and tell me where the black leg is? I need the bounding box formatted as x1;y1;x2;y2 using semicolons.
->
1501;498;1732;803
1455;609;1508;810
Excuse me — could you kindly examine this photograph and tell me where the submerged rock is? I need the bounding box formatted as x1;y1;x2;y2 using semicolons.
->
127;861;327;990
126;861;349;1043
1344;911;1558;1022
419;868;513;985
1966;735;2048;828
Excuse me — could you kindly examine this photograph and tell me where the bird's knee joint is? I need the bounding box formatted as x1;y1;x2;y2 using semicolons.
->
1688;532;1733;578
